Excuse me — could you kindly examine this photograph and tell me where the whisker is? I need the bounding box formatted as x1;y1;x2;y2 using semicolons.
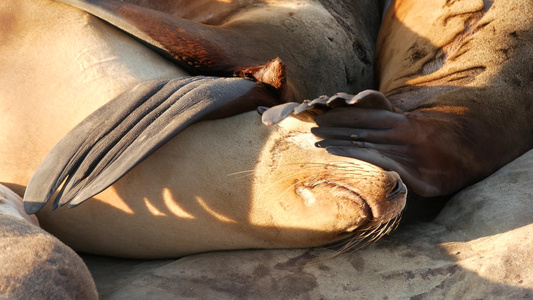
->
226;170;257;180
227;170;256;176
302;214;404;265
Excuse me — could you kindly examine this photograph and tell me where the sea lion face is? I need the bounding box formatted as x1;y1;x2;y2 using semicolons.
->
249;116;407;247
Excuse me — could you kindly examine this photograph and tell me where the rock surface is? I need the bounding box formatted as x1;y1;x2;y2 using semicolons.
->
81;149;533;299
0;185;97;299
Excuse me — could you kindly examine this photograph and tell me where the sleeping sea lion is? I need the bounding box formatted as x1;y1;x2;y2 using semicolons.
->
35;110;406;258
0;185;97;299
311;0;533;198
1;0;406;258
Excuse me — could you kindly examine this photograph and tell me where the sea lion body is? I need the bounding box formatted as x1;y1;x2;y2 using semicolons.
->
36;112;405;258
19;0;384;209
0;0;405;258
0;185;97;299
312;0;533;198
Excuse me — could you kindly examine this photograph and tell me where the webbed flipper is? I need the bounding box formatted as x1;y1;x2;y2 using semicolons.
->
24;77;277;213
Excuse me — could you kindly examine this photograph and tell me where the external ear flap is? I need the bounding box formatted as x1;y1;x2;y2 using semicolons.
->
23;77;273;213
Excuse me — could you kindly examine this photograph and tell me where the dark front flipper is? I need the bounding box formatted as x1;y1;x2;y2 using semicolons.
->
57;0;251;76
23;77;277;214
310;98;487;198
263;90;488;197
57;0;234;75
260;90;393;125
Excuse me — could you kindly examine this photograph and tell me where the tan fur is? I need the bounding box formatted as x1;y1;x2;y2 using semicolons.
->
0;0;187;196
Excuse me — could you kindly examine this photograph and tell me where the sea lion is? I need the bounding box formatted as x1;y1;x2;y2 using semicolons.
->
34;110;406;258
1;0;405;258
0;185;98;299
21;0;383;211
310;0;533;198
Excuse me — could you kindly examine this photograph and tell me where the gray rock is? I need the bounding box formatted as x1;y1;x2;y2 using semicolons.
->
82;149;533;299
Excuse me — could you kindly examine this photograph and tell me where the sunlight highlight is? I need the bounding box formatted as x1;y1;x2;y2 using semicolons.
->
162;188;195;219
196;196;237;223
104;187;134;214
144;198;167;216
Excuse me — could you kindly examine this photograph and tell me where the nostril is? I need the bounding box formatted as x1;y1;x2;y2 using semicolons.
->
257;106;269;115
387;180;407;201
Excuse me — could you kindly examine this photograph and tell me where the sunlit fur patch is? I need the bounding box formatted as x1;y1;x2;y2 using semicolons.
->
256;159;405;231
285;132;320;149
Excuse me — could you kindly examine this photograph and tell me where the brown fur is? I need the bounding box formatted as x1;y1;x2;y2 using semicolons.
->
379;0;533;195
314;0;533;197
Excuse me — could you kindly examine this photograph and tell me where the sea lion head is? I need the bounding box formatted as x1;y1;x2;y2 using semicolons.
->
249;114;407;249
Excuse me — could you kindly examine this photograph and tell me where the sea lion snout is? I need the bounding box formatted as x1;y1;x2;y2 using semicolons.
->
364;176;407;226
387;179;407;202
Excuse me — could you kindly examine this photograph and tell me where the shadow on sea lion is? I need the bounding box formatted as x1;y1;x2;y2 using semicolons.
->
1;0;406;259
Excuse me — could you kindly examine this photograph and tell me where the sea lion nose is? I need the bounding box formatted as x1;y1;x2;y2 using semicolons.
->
387;179;407;201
